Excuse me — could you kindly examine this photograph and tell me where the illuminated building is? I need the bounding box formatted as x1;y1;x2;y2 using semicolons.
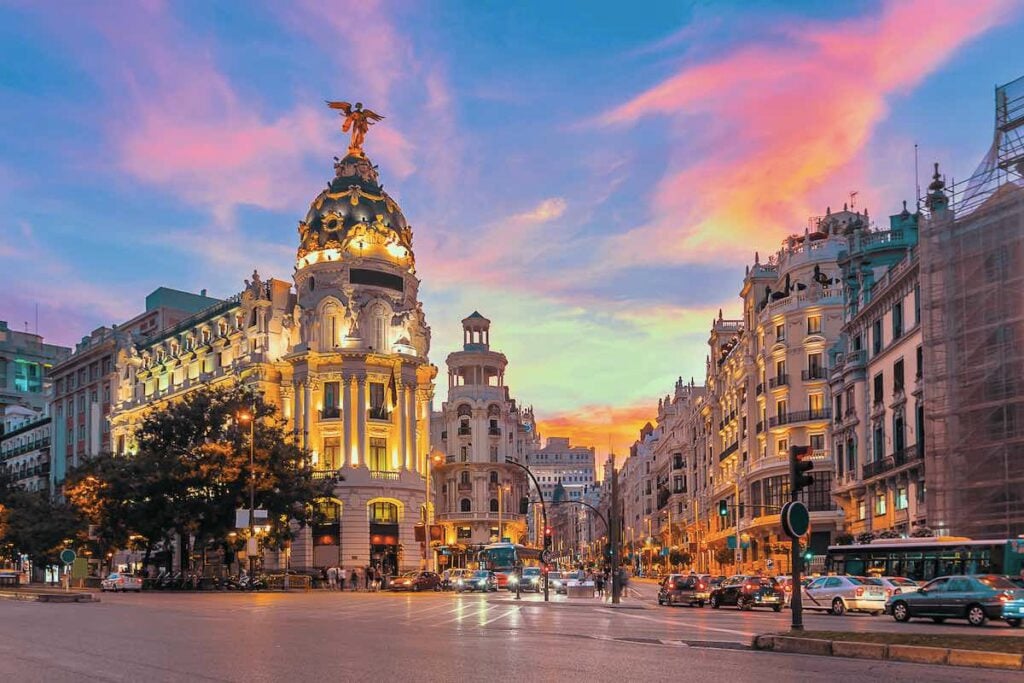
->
110;136;436;574
430;313;535;564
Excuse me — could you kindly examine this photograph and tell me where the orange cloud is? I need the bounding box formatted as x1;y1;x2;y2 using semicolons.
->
536;402;656;475
598;0;1016;267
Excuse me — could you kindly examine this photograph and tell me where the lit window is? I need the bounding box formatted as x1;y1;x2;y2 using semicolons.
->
874;492;887;516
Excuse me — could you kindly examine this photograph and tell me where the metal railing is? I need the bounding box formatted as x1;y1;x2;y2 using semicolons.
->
370;470;400;481
768;374;789;388
768;408;832;427
801;368;828;381
367;408;391;421
719;442;739;461
319;407;341;420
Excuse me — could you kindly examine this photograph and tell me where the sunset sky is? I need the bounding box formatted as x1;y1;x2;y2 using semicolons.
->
2;0;1022;462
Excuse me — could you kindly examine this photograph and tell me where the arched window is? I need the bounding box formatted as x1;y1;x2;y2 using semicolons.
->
489;471;499;484
369;501;399;524
321;302;340;348
460;498;471;512
489;498;499;513
460;471;470;485
369;302;388;351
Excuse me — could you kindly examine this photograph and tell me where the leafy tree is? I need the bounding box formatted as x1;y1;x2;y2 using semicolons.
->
855;531;877;544
714;547;734;567
66;384;333;572
0;489;84;569
910;525;935;538
668;549;692;568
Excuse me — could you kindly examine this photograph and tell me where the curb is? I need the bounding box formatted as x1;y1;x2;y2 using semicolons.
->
752;634;1024;671
0;591;99;604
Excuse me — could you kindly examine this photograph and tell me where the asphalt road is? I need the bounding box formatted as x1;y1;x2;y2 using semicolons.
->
0;588;1021;682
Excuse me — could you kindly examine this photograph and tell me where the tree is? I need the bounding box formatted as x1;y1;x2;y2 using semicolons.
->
714;547;734;567
0;489;84;570
668;549;692;568
877;528;901;539
66;384;334;572
855;531;877;544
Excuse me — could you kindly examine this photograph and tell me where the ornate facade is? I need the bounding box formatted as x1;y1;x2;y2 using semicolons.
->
110;135;436;574
430;313;535;565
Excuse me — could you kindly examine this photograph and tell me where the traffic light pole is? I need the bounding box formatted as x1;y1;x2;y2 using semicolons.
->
789;499;804;631
788;445;814;632
610;460;621;604
505;458;549;602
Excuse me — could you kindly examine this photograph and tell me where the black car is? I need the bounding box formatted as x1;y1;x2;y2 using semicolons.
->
709;575;785;611
657;574;710;607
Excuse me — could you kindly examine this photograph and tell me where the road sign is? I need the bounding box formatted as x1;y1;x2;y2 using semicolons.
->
766;559;774;569
781;501;810;539
59;549;76;565
540;549;552;563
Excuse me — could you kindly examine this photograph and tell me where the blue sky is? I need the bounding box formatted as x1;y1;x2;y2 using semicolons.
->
1;0;1022;454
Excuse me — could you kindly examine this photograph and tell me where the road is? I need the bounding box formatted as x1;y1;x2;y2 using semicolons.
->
0;588;1020;682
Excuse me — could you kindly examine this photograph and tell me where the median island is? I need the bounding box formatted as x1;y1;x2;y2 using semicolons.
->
776;630;1024;655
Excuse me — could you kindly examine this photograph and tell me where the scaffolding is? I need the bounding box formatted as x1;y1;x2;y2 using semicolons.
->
919;76;1024;538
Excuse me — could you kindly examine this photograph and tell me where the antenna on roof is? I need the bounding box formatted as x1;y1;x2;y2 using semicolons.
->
914;143;921;210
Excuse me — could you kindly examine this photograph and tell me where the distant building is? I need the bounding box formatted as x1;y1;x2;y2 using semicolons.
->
1;407;51;493
0;320;70;418
49;287;220;489
430;313;537;565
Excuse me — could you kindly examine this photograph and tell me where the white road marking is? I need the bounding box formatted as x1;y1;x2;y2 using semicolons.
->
611;610;757;637
480;607;520;626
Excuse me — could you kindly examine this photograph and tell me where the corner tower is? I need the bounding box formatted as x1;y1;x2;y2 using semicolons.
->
288;104;436;575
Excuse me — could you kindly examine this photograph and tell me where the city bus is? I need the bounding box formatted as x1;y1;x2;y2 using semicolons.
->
477;542;541;589
826;538;1024;581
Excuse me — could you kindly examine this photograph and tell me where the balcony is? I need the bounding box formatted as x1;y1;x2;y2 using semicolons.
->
801;368;828;381
488;427;502;437
370;470;400;481
457;426;472;436
719;441;739;461
768;375;789;389
311;469;343;481
845;350;866;369
457;482;472;492
893;444;922;467
367;407;391;422
319;406;341;420
768;408;832;428
862;458;894;479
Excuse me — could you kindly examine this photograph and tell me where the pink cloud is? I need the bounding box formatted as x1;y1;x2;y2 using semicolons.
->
598;0;1017;267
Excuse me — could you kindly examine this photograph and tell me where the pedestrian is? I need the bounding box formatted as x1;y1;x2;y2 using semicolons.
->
326;565;338;591
350;567;359;591
595;573;604;597
339;566;347;591
364;564;371;590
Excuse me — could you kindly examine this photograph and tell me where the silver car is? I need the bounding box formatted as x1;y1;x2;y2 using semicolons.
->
101;572;143;593
868;576;920;599
802;575;885;615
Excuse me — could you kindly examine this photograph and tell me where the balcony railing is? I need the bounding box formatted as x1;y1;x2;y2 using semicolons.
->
311;468;343;481
367;407;391;421
862;457;894;479
370;470;400;481
768;408;832;427
893;444;922;467
488;427;501;436
319;406;341;420
845;350;866;368
719;441;739;461
768;374;789;388
801;368;828;381
457;426;472;436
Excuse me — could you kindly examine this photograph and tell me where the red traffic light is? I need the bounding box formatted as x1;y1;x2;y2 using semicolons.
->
789;445;814;494
544;526;553;536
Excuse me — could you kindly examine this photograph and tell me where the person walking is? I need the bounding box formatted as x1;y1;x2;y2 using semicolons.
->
364;565;371;590
338;566;347;591
350;566;359;591
326;565;338;591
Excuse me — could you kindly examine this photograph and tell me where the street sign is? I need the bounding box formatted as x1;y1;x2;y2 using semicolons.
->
766;559;774;569
540;549;552;563
781;501;810;538
59;549;76;565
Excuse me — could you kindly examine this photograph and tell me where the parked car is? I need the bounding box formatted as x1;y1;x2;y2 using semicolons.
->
446;568;474;591
1007;575;1024;590
707;575;727;589
887;574;1024;627
867;576;920;599
457;570;497;593
389;571;442;592
101;572;143;593
657;574;709;607
709;575;785;611
801;576;886;615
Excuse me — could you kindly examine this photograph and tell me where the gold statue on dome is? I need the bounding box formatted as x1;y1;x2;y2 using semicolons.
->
325;100;384;155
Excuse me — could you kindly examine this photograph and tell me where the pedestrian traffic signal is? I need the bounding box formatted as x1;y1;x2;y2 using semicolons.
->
789;445;814;494
718;500;728;516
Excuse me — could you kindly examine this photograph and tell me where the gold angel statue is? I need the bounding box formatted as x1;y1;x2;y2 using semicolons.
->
326;100;384;154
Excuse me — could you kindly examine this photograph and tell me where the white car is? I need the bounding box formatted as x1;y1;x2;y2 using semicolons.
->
869;576;920;599
801;575;885;615
101;572;143;593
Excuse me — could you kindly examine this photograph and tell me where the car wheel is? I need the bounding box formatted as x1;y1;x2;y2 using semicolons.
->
739;597;751;611
831;598;846;616
773;604;782;613
434;584;441;592
657;597;663;605
697;601;704;608
710;595;720;609
932;617;946;623
966;604;987;627
892;601;911;622
412;585;420;592
1006;619;1021;628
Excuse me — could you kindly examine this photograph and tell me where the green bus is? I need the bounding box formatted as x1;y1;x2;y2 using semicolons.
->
826;538;1024;581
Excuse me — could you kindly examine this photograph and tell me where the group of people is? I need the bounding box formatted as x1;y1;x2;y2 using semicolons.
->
322;565;390;591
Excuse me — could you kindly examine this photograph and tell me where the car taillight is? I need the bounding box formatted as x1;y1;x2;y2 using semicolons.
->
698;583;705;590
885;588;892;597
999;593;1011;602
744;582;758;591
855;587;864;597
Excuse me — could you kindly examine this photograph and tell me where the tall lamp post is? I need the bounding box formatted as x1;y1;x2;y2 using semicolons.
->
237;408;256;576
426;452;443;571
504;457;550;602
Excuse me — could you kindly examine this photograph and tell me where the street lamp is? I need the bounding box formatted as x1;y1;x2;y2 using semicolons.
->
426;452;443;571
237;408;256;576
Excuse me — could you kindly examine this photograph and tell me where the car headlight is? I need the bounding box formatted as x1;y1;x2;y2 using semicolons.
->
456;579;463;585
403;580;411;585
509;577;518;584
478;579;487;585
530;577;538;583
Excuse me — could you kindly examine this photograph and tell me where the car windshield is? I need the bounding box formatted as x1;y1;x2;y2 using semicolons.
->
523;568;540;576
978;576;1018;589
472;571;490;578
549;572;562;580
890;577;917;586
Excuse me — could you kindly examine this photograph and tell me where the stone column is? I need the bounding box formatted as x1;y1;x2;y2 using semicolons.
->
408;387;419;474
302;379;312;450
343;376;355;467
398;382;408;471
356;377;367;469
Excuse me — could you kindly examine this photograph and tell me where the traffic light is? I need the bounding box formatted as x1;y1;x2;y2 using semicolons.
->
789;445;814;494
718;500;728;516
544;526;553;549
519;497;529;515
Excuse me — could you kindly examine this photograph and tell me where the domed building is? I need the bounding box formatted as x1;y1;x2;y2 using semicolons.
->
110;108;436;576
